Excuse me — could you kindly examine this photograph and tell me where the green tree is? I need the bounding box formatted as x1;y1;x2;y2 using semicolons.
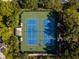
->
55;0;79;59
63;8;79;41
6;35;19;59
0;1;20;59
18;0;38;9
43;0;62;11
0;0;20;41
0;15;12;42
63;0;79;10
0;1;20;28
58;2;79;59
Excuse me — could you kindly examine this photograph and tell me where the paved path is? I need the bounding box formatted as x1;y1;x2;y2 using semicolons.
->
0;45;7;59
0;52;6;59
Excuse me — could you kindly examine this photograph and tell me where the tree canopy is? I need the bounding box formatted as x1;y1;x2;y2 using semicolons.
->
43;0;62;11
0;0;79;59
18;0;38;9
0;1;20;41
63;8;79;41
0;1;20;59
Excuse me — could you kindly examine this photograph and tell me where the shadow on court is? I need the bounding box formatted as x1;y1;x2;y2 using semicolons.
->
43;10;59;54
43;11;70;58
43;10;79;59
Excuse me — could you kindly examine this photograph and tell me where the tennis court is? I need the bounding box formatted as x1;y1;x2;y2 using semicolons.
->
21;11;57;52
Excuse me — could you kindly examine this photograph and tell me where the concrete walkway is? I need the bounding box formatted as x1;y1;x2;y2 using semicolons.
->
0;52;6;59
0;44;7;59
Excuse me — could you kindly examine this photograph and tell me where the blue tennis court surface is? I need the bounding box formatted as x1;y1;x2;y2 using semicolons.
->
25;17;56;46
42;18;56;46
26;18;38;45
